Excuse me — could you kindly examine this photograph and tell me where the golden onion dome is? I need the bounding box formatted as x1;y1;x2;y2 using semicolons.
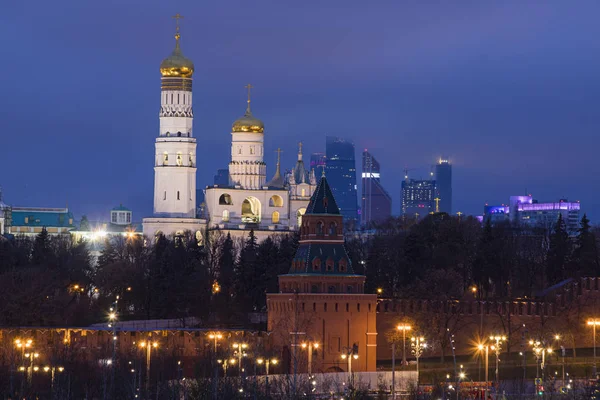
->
160;34;194;78
232;102;264;133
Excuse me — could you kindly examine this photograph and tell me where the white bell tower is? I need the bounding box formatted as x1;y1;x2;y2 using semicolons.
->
153;14;196;218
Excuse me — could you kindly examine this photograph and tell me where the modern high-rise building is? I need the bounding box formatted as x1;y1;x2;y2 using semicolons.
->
361;150;392;226
310;152;326;177
401;179;436;219
435;158;452;214
213;168;229;186
325;136;358;224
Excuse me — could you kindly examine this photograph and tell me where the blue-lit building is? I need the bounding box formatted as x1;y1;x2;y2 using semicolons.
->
10;206;75;236
325;136;358;224
401;179;436;218
435;158;452;214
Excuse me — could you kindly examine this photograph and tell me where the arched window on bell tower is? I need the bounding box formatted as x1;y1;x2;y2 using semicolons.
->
176;152;182;166
163;152;168;166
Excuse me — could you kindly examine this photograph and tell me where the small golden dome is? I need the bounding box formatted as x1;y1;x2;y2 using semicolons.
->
160;34;194;78
232;110;264;133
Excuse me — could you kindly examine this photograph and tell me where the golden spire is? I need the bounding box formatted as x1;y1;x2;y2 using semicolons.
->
173;13;184;44
297;142;303;161
244;84;254;115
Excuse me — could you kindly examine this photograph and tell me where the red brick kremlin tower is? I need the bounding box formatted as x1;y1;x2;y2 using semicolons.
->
267;176;377;373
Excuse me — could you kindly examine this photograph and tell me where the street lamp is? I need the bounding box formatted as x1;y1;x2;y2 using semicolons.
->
217;358;237;376
588;319;600;377
341;350;359;374
411;336;427;388
554;334;566;387
301;341;319;375
139;340;159;394
489;335;506;385
257;357;278;398
208;333;223;353
477;344;490;400
530;339;553;384
392;324;411;400
232;343;249;375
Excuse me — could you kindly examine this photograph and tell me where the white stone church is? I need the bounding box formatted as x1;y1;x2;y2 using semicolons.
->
143;28;316;241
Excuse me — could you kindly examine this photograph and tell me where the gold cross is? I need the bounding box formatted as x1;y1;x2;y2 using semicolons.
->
276;148;282;164
245;84;254;103
457;211;463;217
434;197;441;213
172;13;184;33
298;141;303;154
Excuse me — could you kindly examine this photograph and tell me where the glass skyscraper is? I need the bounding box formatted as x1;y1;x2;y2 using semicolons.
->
325;136;358;224
361;150;392;226
401;179;436;218
435;159;452;214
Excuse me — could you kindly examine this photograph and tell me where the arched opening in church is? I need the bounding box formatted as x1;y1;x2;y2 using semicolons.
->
219;193;233;205
269;195;284;207
241;197;261;223
296;208;306;227
176;152;183;166
222;210;230;222
272;211;280;224
163;152;168;165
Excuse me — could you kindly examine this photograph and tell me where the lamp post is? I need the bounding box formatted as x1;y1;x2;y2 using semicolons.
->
489;335;506;386
392;324;411;399
530;340;553;382
43;366;64;393
24;351;40;383
139;340;158;395
217;358;236;377
341;350;359;374
554;334;565;387
232;343;248;375
301;341;319;375
208;333;223;353
478;344;490;400
257;357;277;398
588;319;600;377
411;336;427;389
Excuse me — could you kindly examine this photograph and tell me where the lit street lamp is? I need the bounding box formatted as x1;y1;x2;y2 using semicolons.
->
554;334;566;387
257;358;278;398
489;335;506;385
232;343;249;375
341;351;359;374
530;340;552;380
301;341;319;375
217;358;236;376
411;336;427;388
139;340;158;394
208;332;223;353
477;344;490;400
392;324;411;399
588;319;600;377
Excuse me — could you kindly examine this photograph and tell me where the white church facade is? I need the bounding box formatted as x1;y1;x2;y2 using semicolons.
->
143;25;316;241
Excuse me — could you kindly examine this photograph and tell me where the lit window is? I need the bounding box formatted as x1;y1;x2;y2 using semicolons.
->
272;211;280;224
176;152;182;166
163;152;168;165
222;210;230;222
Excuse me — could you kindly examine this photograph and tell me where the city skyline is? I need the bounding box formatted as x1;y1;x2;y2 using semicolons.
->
1;1;599;222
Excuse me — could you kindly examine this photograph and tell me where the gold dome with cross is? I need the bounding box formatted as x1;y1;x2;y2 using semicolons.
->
232;84;265;133
160;14;194;78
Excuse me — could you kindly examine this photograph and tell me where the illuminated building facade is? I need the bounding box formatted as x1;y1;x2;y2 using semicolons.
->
325;136;358;225
483;195;581;233
361;150;391;225
401;179;436;218
435;159;452;214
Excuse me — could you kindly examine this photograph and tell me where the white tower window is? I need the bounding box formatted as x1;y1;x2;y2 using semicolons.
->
222;210;230;222
163;191;166;200
176;152;182;166
163;152;168;165
177;191;180;200
189;153;194;167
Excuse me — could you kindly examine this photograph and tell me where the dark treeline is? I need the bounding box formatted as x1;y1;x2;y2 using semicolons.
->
0;228;298;327
352;213;600;300
0;213;598;327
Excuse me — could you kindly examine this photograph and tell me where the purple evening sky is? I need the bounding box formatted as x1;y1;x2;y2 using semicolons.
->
1;0;599;222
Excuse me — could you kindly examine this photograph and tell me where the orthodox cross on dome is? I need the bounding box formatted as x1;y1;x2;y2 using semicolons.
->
172;13;184;32
245;84;254;113
276;147;282;166
172;13;184;42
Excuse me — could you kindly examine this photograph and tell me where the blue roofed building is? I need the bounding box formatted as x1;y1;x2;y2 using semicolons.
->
10;206;75;236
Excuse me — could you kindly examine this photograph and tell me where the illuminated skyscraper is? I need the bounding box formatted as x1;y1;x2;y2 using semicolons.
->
361;150;391;226
325;136;358;224
401;179;436;218
435;158;452;214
